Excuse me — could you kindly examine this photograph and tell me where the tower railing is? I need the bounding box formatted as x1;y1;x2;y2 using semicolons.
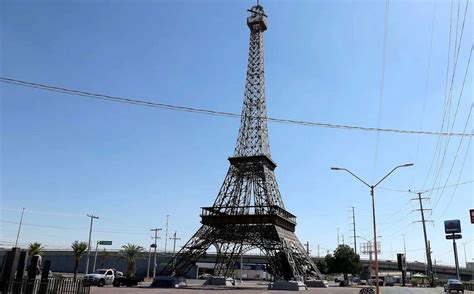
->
200;205;297;232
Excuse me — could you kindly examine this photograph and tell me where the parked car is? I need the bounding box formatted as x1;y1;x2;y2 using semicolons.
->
358;279;367;285
444;279;464;293
198;273;212;279
112;271;144;287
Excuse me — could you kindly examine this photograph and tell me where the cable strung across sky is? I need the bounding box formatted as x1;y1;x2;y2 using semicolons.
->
1;77;473;137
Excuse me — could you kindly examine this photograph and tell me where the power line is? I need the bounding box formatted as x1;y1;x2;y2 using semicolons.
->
432;103;473;211
431;46;473;213
380;179;473;193
0;207;83;218
0;220;151;236
422;0;456;190
410;0;437;187
437;133;472;219
1;77;472;137
427;2;471;196
373;0;391;182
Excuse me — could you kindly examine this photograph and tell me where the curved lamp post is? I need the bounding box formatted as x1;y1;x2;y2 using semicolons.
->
331;163;413;294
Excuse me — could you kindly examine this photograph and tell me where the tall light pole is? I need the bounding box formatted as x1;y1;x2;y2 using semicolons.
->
462;242;467;268
402;234;407;256
151;228;162;278
351;207;357;254
147;243;155;279
85;214;99;274
14;208;25;248
164;215;169;253
331;163;413;294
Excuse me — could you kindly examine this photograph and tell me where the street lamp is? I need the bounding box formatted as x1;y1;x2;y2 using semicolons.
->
331;163;413;294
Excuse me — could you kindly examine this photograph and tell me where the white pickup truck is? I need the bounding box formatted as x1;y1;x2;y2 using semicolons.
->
82;269;118;287
83;268;144;287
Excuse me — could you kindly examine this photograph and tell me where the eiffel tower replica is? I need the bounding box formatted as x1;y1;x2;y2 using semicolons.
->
157;4;323;288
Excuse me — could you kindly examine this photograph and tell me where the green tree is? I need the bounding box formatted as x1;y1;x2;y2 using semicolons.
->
119;244;144;277
315;256;329;274
28;242;44;256
327;245;361;283
71;241;88;279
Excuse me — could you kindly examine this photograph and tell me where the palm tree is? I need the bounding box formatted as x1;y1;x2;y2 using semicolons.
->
119;244;144;277
28;242;44;256
71;241;88;279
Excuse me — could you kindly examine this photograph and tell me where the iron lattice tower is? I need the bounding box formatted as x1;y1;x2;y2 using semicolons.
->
160;5;322;282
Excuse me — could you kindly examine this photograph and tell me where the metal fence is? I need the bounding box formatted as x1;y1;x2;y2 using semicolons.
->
1;277;90;294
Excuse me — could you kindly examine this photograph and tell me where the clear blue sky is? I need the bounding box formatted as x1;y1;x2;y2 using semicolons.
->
1;0;472;267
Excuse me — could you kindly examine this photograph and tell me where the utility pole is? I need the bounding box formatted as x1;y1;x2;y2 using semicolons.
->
337;227;340;246
305;241;310;255
350;206;357;254
410;190;434;287
462;242;467;268
170;231;181;253
402;234;407;256
151;228;162;278
147;243;154;279
85;214;99;274
453;237;460;280
317;244;320;258
164;215;169;253
342;234;345;245
14;208;25;248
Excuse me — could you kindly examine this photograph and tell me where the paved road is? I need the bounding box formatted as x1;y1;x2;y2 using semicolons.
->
90;280;472;294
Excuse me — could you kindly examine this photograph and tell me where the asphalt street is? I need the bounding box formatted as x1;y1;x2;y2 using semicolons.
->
89;280;472;294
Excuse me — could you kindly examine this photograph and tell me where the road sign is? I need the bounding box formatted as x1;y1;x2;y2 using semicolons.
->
98;241;112;245
446;234;462;240
444;219;461;234
470;209;474;224
150;244;157;248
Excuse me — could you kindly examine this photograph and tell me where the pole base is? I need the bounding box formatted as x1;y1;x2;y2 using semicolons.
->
268;280;307;291
150;276;186;288
203;276;235;286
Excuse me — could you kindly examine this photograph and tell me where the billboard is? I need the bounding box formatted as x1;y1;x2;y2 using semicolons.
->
444;219;461;234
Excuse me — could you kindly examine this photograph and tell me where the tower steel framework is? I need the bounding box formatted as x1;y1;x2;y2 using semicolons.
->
159;5;323;282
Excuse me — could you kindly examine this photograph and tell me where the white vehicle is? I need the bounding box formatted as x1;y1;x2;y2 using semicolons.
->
82;269;115;287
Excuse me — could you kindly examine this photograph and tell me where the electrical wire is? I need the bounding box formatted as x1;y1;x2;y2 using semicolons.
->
1;77;472;137
372;0;390;182
428;2;471;197
422;0;456;189
410;0;437;187
431;102;473;211
379;179;473;193
0;207;84;218
0;220;151;236
437;133;472;219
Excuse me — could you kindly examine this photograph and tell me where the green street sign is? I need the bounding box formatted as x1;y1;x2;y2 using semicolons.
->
98;241;112;245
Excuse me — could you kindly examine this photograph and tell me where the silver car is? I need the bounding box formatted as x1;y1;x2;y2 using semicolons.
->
444;279;464;293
